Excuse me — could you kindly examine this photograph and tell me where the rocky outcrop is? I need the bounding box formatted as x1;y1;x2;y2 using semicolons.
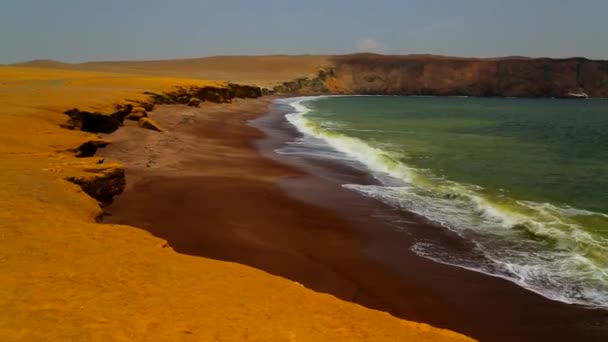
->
63;83;262;133
227;83;264;98
70;139;112;157
272;54;608;98
66;164;126;204
63;104;133;133
146;83;262;106
272;69;335;94
58;81;262;205
138;117;165;132
147;86;232;104
126;99;155;112
125;106;147;121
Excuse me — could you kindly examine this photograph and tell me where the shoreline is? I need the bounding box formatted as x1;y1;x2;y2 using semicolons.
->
276;95;608;309
1;66;476;340
102;97;608;341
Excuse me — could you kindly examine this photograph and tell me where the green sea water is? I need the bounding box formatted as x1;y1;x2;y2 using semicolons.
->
284;96;608;307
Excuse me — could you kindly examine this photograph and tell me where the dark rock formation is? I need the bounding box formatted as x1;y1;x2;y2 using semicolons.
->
63;104;133;133
227;83;263;99
125;107;147;121
272;69;333;95
63;83;262;134
70;139;112;157
66;166;126;204
58;81;262;207
272;54;608;98
146;83;262;106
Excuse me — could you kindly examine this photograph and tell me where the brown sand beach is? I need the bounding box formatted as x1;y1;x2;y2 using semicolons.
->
3;56;608;342
4;0;608;339
0;66;474;341
99;96;608;341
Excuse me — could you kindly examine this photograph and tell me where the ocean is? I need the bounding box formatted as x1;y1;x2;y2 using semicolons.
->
279;95;608;308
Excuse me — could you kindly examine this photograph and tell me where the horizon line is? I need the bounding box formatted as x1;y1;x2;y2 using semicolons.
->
4;52;607;66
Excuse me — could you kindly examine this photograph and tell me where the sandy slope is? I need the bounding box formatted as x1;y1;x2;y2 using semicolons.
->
0;66;473;341
14;55;330;87
19;53;608;97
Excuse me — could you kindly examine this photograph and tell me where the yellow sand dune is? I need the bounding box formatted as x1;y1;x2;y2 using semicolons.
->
15;55;330;87
0;66;473;341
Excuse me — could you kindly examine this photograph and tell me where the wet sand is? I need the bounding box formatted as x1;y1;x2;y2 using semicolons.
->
101;98;608;342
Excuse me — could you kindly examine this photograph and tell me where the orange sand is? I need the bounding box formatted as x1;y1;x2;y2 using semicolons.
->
15;55;331;87
0;66;473;341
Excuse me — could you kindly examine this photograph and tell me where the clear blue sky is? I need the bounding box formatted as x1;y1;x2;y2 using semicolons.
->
1;0;606;63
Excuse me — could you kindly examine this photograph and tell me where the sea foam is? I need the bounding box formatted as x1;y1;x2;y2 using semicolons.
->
281;96;608;308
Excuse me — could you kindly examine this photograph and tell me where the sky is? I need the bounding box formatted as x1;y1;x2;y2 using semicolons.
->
1;0;607;63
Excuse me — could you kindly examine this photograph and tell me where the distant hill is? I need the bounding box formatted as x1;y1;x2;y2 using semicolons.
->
12;54;608;97
13;59;74;68
13;55;331;87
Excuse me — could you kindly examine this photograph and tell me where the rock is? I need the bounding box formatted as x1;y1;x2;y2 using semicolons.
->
188;97;201;107
139;101;155;111
146;92;172;104
270;55;608;97
129;99;155;111
66;164;126;204
138;117;165;132
145;83;263;107
271;70;333;95
192;86;234;103
125;107;147;121
63;104;132;133
228;83;263;98
71;139;112;157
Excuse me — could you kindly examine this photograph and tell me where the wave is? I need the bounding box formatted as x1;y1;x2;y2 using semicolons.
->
282;96;608;308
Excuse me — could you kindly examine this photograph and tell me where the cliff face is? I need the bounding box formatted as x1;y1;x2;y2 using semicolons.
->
20;54;608;97
273;54;608;98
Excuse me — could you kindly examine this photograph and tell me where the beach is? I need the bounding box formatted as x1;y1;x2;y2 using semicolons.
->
101;97;608;341
0;66;476;341
3;2;608;339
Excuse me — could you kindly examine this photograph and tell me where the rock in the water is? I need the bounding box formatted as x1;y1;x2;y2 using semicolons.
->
125;107;147;121
188;97;201;107
138;117;165;132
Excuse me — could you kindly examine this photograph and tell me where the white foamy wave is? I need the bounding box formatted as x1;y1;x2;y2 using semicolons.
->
343;183;608;308
340;128;411;134
519;201;608;219
412;242;608;307
285;99;418;184
281;96;608;308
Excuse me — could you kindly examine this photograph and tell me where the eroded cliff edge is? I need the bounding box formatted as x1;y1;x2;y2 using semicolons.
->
273;54;608;98
0;66;474;341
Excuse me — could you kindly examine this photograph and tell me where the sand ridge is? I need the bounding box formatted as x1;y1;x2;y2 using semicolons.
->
0;65;473;341
14;55;331;87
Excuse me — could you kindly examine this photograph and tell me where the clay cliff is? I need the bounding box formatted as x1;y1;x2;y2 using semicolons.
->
272;54;608;98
